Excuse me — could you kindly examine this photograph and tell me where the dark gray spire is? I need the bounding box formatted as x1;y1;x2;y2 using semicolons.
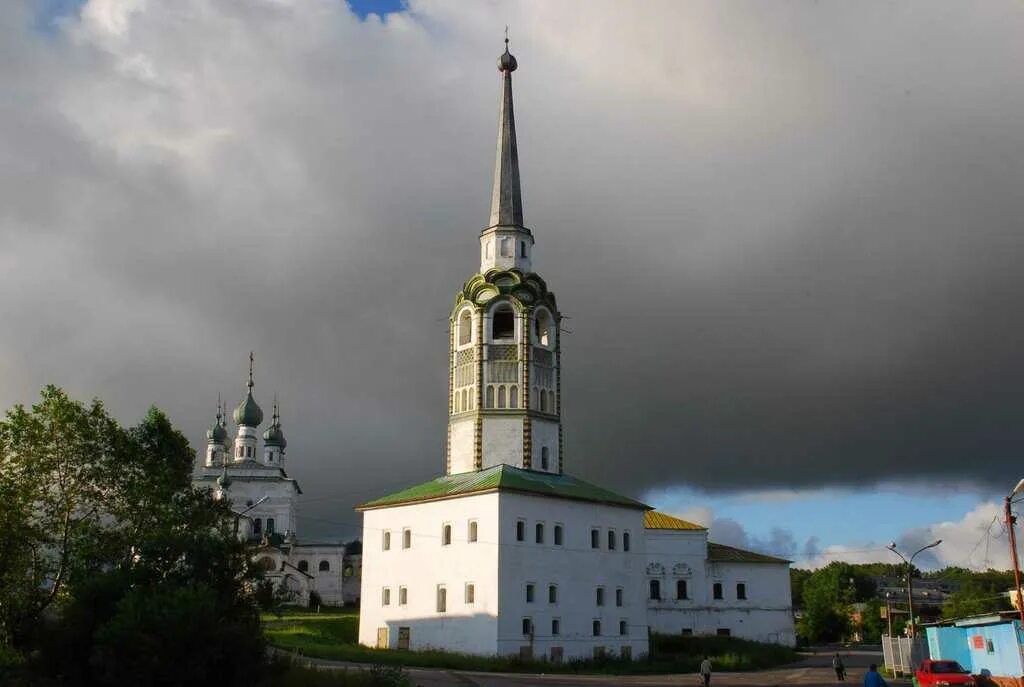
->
488;36;524;228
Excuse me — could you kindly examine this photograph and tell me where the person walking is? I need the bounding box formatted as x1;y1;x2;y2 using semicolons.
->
699;656;713;687
864;664;888;687
833;653;846;681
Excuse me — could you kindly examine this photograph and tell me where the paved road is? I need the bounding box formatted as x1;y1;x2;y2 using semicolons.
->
286;646;902;687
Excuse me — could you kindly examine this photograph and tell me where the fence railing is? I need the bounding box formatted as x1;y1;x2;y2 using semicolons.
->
882;635;927;677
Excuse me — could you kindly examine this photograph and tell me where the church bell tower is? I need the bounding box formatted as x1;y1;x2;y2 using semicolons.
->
446;39;562;476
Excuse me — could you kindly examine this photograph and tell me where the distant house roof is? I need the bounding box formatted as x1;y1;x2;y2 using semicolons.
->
644;511;707;531
707;542;791;564
356;464;649;511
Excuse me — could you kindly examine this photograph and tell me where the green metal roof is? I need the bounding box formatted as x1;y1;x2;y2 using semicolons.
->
356;464;649;511
707;542;791;564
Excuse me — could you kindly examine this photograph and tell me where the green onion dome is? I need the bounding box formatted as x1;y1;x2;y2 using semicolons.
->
233;391;263;427
263;422;286;449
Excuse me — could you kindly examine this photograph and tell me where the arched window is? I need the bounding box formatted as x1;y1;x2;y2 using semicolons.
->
486;386;495;408
535;523;544;543
539;392;547;413
541;446;549;470
649;580;661;600
497;386;506;408
297;560;308;572
520;240;527;257
509;385;518;408
442;524;452;546
266;518;275;535
491;305;515;340
320;560;330;572
458;310;472;346
677;580;688;600
253;518;262;537
623;531;630;552
468;520;478;542
534;310;552;347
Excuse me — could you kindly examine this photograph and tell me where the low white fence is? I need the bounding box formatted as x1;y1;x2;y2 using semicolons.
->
882;635;928;677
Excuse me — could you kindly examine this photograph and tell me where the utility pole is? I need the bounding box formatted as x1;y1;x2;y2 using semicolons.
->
887;540;942;638
1005;479;1024;627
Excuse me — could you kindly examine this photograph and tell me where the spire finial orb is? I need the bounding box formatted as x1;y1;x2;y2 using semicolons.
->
498;28;517;72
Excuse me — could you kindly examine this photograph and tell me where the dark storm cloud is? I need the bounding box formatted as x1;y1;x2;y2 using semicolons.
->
3;1;1024;540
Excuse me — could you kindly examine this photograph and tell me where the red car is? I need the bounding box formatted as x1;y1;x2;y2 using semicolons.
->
915;660;976;687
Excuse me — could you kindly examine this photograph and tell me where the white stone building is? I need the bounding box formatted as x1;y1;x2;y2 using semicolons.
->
356;41;794;660
194;355;360;606
643;512;795;646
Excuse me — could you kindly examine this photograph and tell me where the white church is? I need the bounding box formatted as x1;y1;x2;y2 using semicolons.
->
356;42;795;660
194;356;361;606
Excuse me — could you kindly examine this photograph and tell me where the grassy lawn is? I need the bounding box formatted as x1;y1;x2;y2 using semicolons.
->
262;608;799;675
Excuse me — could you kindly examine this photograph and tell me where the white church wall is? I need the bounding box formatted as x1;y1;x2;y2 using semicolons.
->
449;418;475;474
481;418;522;469
358;494;501;654
530;420;559;472
292;545;346;605
496;493;649;661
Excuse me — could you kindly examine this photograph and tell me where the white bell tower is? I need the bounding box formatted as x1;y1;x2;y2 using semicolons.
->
447;40;562;477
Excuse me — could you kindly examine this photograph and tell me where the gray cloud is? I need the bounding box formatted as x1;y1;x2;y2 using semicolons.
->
3;1;1024;540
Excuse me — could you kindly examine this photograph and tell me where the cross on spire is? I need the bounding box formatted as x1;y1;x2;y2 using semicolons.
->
247;351;255;390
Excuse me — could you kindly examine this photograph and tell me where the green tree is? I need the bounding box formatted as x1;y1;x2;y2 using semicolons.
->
0;386;266;685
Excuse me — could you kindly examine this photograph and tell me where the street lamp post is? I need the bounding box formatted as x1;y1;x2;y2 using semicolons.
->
234;496;269;536
887;540;942;638
1005;479;1024;627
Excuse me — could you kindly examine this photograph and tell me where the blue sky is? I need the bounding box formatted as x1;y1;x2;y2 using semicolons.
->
643;485;998;568
33;0;406;30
